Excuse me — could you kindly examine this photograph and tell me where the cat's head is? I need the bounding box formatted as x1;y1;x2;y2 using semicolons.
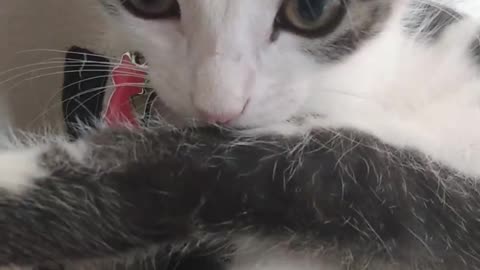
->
98;0;403;129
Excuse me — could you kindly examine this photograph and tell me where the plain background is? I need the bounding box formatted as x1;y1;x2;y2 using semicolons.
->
0;0;131;132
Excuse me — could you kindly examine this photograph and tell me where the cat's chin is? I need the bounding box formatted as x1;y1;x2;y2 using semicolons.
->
148;95;302;134
173;117;300;136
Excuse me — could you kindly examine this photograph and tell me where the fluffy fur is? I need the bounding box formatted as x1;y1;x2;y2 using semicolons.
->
3;125;480;270
2;0;480;269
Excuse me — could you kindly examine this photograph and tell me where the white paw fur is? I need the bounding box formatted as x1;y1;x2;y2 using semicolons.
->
0;147;48;194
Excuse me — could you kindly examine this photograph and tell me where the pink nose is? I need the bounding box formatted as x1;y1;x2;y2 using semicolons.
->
198;109;243;124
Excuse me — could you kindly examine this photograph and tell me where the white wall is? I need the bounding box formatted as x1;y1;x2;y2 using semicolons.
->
0;0;129;132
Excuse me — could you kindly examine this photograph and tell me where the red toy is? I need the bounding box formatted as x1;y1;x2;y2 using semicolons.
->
103;52;148;127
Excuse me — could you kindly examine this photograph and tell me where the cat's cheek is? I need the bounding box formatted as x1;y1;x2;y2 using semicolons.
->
234;93;306;129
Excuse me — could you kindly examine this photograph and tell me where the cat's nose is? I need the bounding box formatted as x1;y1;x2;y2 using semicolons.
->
198;108;243;124
194;97;248;125
193;55;253;125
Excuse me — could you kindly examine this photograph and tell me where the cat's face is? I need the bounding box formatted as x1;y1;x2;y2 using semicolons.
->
99;0;394;128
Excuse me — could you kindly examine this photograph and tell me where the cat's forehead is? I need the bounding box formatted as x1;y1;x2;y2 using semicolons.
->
178;0;281;12
99;0;280;17
176;0;281;32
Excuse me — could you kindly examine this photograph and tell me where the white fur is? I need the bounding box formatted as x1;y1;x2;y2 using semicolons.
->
304;12;480;177
61;140;88;164
0;146;47;194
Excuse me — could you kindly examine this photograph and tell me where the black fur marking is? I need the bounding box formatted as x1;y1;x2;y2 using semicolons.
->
404;3;462;41
0;127;480;269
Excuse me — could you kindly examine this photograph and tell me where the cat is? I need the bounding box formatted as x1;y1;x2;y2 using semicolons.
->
2;0;480;269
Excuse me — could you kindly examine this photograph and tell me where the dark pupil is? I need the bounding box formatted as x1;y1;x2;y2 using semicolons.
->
297;0;327;22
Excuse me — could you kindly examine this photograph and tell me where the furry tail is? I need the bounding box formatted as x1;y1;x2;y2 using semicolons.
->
0;126;227;266
0;126;479;269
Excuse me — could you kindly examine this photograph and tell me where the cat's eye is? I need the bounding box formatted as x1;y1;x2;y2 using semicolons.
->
276;0;345;37
121;0;180;19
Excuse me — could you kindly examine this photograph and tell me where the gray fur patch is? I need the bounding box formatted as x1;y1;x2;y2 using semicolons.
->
470;34;480;65
320;6;384;61
303;0;392;62
97;0;120;16
403;2;462;41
